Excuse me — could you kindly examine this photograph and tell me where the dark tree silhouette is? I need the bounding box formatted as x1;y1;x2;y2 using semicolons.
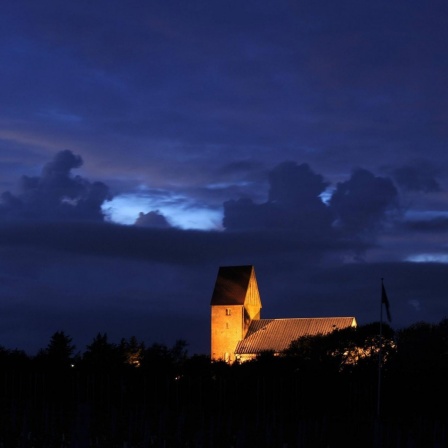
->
394;321;445;373
140;339;188;377
282;332;341;374
169;339;188;366
0;346;30;369
34;331;76;369
82;332;123;369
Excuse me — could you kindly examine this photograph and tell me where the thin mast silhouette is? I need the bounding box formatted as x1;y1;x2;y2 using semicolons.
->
377;278;384;417
377;278;392;417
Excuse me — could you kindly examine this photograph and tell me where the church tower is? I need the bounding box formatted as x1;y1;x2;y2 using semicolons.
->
210;265;262;362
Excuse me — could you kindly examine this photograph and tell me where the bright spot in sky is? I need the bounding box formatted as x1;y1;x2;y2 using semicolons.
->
319;186;335;205
102;193;223;230
406;254;448;264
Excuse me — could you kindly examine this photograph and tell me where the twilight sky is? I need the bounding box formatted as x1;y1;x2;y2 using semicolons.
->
1;0;448;356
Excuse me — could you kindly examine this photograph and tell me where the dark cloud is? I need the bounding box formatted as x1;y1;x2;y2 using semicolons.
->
217;160;265;178
223;162;333;237
223;162;401;251
0;222;356;267
0;150;111;222
135;210;172;228
401;217;448;233
391;160;441;193
223;198;268;231
329;169;399;238
268;162;328;205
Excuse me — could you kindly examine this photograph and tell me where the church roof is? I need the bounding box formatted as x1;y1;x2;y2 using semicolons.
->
235;317;357;355
210;265;255;306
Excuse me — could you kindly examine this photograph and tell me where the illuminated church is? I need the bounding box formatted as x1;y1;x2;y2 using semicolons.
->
210;265;357;363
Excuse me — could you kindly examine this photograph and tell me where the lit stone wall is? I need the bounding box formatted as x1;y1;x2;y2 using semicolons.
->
211;305;244;362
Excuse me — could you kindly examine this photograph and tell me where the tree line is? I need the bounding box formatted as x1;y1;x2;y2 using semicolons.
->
2;318;448;375
0;331;189;373
1;319;448;447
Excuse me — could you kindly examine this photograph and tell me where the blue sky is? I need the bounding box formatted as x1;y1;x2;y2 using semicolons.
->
1;0;448;355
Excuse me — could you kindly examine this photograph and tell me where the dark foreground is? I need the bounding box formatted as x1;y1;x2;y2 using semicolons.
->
1;362;447;448
2;322;448;447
